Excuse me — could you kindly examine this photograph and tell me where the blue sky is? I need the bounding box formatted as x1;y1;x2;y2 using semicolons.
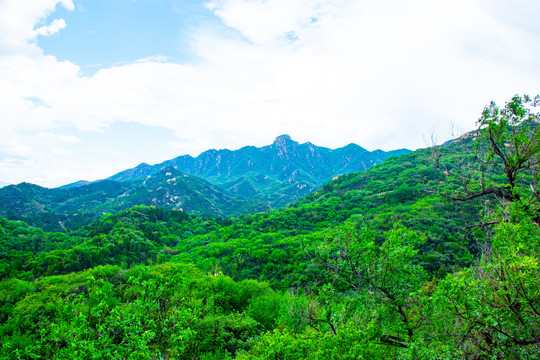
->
38;0;218;74
1;0;540;187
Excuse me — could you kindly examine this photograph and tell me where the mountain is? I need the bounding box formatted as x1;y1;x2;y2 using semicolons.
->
0;167;267;231
109;135;410;207
0;136;409;231
58;180;92;189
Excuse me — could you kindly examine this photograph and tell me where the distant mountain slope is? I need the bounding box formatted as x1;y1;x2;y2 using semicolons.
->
109;135;410;207
58;180;92;189
0;168;268;231
0;136;409;230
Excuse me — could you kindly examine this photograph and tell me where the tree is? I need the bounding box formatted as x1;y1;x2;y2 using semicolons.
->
425;96;540;357
433;94;540;225
312;223;428;350
431;204;540;358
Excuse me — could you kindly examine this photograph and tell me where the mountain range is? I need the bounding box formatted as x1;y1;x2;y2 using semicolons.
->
107;135;409;205
0;135;409;231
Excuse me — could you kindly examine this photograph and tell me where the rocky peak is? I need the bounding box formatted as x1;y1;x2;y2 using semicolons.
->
273;135;294;147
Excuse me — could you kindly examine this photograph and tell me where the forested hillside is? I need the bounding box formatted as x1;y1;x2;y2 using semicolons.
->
0;168;268;232
0;96;538;359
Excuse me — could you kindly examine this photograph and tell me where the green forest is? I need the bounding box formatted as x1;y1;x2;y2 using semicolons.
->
1;95;539;359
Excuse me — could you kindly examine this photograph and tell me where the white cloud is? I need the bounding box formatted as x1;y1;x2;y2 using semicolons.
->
49;147;74;157
0;0;73;52
0;0;540;186
34;18;67;37
206;0;342;44
37;132;81;143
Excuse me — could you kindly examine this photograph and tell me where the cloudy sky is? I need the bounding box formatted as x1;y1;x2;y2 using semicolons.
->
1;0;539;187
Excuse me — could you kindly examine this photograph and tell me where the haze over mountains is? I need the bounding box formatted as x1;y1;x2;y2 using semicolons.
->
0;135;409;230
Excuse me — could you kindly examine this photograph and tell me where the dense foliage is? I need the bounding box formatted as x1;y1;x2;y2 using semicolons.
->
1;263;281;359
0;96;538;359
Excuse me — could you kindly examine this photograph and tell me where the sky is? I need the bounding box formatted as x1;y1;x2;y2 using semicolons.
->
0;0;539;188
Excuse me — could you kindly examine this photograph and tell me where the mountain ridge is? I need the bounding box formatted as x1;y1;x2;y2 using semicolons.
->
109;135;409;183
107;135;410;207
0;135;410;230
0;167;268;231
